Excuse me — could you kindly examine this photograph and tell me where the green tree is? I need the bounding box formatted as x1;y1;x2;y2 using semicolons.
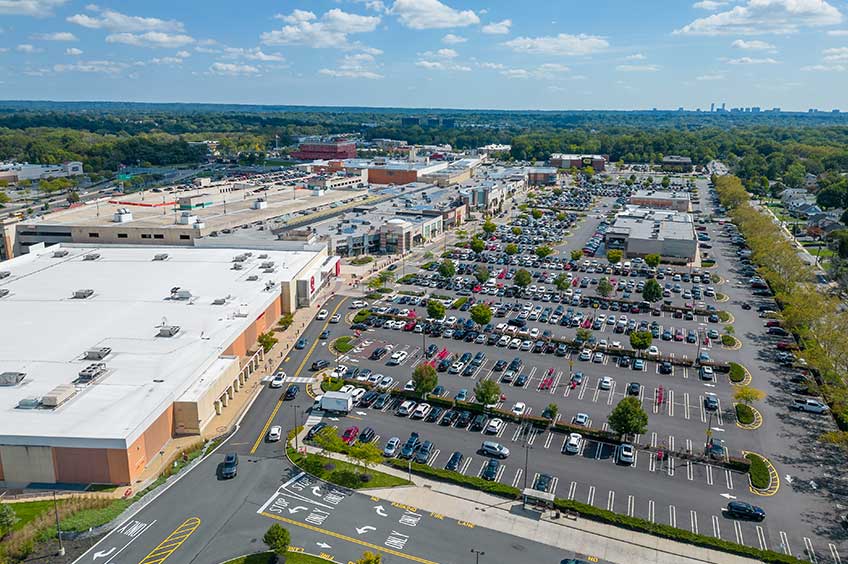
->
257;332;278;353
263;524;291;560
0;191;9;205
378;271;395;286
470;303;493;326
597;277;613;298
470;237;485;254
511;227;522;236
313;425;344;455
661;176;671;188
554;273;571;293
575;328;592;343
644;254;661;268
474;379;501;406
531;209;543;220
607;249;623;264
348;441;384;478
412;363;438;398
427;299;446;320
367;277;384;291
544;403;558;419
475;265;490;284
0;503;18;536
556;212;567;222
356;552;383;564
67;190;80;203
513;268;532;288
570;249;583;261
482;220;497;235
277;312;295;329
608;397;649;439
642;278;663;302
439;259;456;278
733;385;765;406
629;330;653;353
504;243;518;255
535;245;554;259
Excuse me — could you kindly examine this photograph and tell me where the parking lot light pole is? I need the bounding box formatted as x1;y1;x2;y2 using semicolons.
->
471;549;485;564
294;405;300;452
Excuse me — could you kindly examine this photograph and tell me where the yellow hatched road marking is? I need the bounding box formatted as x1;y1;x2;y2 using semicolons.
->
138;517;200;564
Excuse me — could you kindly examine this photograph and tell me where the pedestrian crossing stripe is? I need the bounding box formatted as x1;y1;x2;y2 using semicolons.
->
284;376;316;383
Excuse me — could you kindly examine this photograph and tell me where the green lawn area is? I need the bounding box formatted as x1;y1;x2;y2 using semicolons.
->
289;450;411;489
223;551;335;564
332;336;355;354
4;500;54;531
321;376;344;392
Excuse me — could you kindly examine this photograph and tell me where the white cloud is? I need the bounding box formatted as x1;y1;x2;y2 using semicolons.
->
31;31;78;41
420;47;458;58
480;62;504;69
675;0;842;35
0;0;67;17
68;8;185;32
537;63;570;72
263;8;379;49
352;0;387;12
824;46;848;61
65;47;82;55
223;47;285;62
176;50;190;58
151;56;184;65
320;52;383;79
390;0;479;30
106;31;194;48
209;62;260;75
16;43;42;53
498;63;571;79
500;68;529;79
731;39;776;50
415;60;471;71
502;33;609;56
481;19;511;34
727;56;779;64
54;59;127;73
827;29;848;35
624;53;646;60
616;63;661;72
693;0;728;10
696;73;725;80
442;33;466;44
801;63;845;71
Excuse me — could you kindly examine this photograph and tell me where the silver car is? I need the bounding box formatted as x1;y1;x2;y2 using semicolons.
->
383;437;401;457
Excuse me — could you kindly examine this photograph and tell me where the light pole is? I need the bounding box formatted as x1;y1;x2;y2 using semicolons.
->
53;490;65;556
522;423;532;490
293;404;300;452
470;549;485;564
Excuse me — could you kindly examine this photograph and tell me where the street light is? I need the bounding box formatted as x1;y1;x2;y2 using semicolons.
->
470;549;485;564
293;404;300;452
53;490;65;556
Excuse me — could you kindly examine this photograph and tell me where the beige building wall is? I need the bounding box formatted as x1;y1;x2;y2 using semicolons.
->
174;356;241;435
0;445;56;483
69;225;199;245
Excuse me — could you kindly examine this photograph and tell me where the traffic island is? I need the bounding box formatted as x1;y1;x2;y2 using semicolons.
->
718;310;735;324
219;550;339;564
728;362;751;385
744;452;780;496
721;335;742;350
329;335;355;355
715;292;729;303
735;403;763;430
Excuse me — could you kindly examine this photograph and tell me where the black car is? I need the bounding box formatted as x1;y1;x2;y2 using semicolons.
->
311;360;329;371
425;406;444;423
440;409;459;426
306;422;328;441
399;433;421;459
425;344;439;358
351;323;368;331
658;361;673;375
373;393;391;410
482;459;500;481
414;441;434;464
619;356;631;368
627;382;641;396
359;390;379;407
221;453;239;479
514;373;528;387
370;347;388;360
445;451;464;471
470;413;488;431
533;473;553;493
455;410;473;428
431;385;445;397
437;359;451;372
493;360;508;371
319;330;331;339
284;384;299;400
359;427;376;443
725;501;766;521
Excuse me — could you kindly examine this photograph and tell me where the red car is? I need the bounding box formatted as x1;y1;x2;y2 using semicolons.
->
765;320;782;328
539;376;554;390
342;426;359;445
776;341;799;351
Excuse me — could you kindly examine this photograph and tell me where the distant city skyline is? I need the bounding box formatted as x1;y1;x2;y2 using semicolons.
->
1;0;848;110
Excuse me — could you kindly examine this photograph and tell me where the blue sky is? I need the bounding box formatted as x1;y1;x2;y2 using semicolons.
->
1;0;848;110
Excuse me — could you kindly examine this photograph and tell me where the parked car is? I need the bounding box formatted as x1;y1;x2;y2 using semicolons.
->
617;443;635;466
445;451;464;471
383;437;401;457
342;426;359;445
563;433;582;454
725;501;766;522
480;441;510;459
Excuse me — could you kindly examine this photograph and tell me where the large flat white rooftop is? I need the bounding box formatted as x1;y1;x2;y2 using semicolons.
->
0;244;321;449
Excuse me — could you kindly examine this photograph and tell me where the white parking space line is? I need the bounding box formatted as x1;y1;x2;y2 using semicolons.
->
648;500;655;523
716;400;724;426
428;449;441;467
711;515;721;539
706;464;714;486
733;521;744;545
650;432;657;448
494;464;506;483
476;461;486;478
684;392;691;420
527;427;540;446
592;380;601;403
725;469;734;490
587;486;596;506
606;490;615;512
551;372;562;395
667;456;675;477
511;468;523;488
699;396;707;424
668;505;677;528
459;457;472;475
779;531;792;556
568;481;577;501
829;544;841;564
804;537;817;563
544;432;554;449
578;382;587;400
756;525;767;551
497;422;509;438
690;510;699;534
668;435;675;452
550;477;559;496
652;387;659;415
683;366;689;379
685;438;692;454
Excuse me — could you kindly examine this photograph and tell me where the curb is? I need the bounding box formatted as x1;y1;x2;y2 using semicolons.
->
743;451;780;496
721;336;742;351
733;403;763;431
218;549;341;564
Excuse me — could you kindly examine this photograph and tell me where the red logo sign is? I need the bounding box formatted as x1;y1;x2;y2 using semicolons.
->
310;276;315;293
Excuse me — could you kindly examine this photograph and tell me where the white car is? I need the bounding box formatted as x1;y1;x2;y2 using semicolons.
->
397;400;416;416
511;402;527;416
350;300;368;309
330;313;341;324
367;372;381;384
647;345;659;359
509;338;522;349
607;315;616;325
497;335;511;347
351;388;367;404
579;349;592;361
356;371;370;382
377;376;394;390
572;412;589;426
446;316;458;326
563;432;582;454
317;309;329;320
339;384;355;394
592;352;604;363
269;372;285;388
331;365;348;379
520;340;533;351
388;350;408;365
529;327;540;339
411;403;432;419
485;418;505;434
618;443;635;465
599;376;613;390
267;425;282;442
403;379;416;392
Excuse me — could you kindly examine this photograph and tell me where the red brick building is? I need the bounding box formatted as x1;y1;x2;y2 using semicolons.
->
292;141;356;161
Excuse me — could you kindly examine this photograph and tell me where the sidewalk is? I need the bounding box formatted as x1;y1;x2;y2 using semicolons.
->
297;439;757;564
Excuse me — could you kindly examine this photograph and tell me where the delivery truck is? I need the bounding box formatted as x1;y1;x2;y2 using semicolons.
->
320;391;353;415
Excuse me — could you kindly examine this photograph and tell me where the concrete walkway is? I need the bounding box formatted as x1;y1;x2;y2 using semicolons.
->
296;439;758;564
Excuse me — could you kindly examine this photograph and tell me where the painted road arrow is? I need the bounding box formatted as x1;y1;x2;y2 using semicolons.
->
720;493;736;500
312;486;323;497
93;548;116;560
374;505;387;517
356;526;377;535
288;506;309;514
786;475;794;484
316;542;332;549
356;411;368;416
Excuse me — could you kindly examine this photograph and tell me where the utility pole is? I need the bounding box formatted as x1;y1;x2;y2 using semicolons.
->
470;549;485;564
53;490;65;556
294;404;300;452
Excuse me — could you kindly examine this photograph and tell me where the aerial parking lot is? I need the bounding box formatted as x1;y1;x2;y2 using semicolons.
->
298;176;845;563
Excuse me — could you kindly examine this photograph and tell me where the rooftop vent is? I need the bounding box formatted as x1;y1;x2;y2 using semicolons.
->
78;362;107;382
260;261;275;269
73;289;95;299
0;271;10;280
232;263;244;271
153;253;169;261
158;325;181;337
233;254;248;263
42;384;76;408
0;372;25;386
170;287;192;300
0;289;9;298
83;253;101;261
17;398;40;410
53;249;69;258
247;274;259;281
258;253;269;259
85;347;111;360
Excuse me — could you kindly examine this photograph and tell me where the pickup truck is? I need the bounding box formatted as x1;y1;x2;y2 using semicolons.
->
791;398;829;414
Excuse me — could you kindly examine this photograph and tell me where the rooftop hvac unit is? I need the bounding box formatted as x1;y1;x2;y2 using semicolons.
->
83;253;101;261
171;288;192;300
53;250;69;258
158;325;181;337
260;261;275;269
232;263;244;271
233;254;248;263
42;384;76;408
212;297;227;305
0;289;9;298
258;254;269;259
78;362;107;381
263;267;276;274
85;347;112;360
0;271;10;280
153;253;169;261
247;274;259;281
0;372;25;386
244;252;253;257
17;398;40;409
73;289;95;299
